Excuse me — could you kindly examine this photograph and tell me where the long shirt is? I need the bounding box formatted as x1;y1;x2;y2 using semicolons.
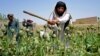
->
50;11;72;41
7;19;19;38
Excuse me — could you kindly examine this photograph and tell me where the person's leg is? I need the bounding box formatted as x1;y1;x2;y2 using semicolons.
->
59;30;70;48
16;34;20;43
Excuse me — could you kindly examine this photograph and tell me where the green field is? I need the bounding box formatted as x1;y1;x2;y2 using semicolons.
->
0;23;100;56
0;14;100;56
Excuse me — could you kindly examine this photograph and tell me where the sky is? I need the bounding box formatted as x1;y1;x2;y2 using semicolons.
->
0;0;100;24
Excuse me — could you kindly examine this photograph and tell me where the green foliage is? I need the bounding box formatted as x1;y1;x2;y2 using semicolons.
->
0;24;100;56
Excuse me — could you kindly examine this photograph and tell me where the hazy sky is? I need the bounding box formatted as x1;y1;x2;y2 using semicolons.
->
0;0;100;24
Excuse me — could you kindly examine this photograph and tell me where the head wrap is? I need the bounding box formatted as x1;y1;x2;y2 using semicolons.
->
54;1;67;16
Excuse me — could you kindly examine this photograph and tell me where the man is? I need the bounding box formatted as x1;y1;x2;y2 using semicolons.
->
7;14;19;42
22;19;33;36
47;1;72;47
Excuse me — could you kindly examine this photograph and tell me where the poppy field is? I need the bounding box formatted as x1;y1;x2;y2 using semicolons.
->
0;24;100;56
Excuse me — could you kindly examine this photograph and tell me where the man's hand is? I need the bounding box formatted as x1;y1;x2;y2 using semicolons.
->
47;19;59;25
47;20;54;25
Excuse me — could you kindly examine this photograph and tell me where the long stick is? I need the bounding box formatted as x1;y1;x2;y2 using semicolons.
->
23;10;48;21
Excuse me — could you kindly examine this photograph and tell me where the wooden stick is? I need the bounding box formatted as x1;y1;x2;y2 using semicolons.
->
23;10;48;21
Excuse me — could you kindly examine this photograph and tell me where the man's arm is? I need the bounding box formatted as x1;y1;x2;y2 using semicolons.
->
58;14;71;23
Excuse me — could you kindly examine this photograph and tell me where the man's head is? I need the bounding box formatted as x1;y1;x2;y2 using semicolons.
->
55;1;67;16
7;14;14;21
